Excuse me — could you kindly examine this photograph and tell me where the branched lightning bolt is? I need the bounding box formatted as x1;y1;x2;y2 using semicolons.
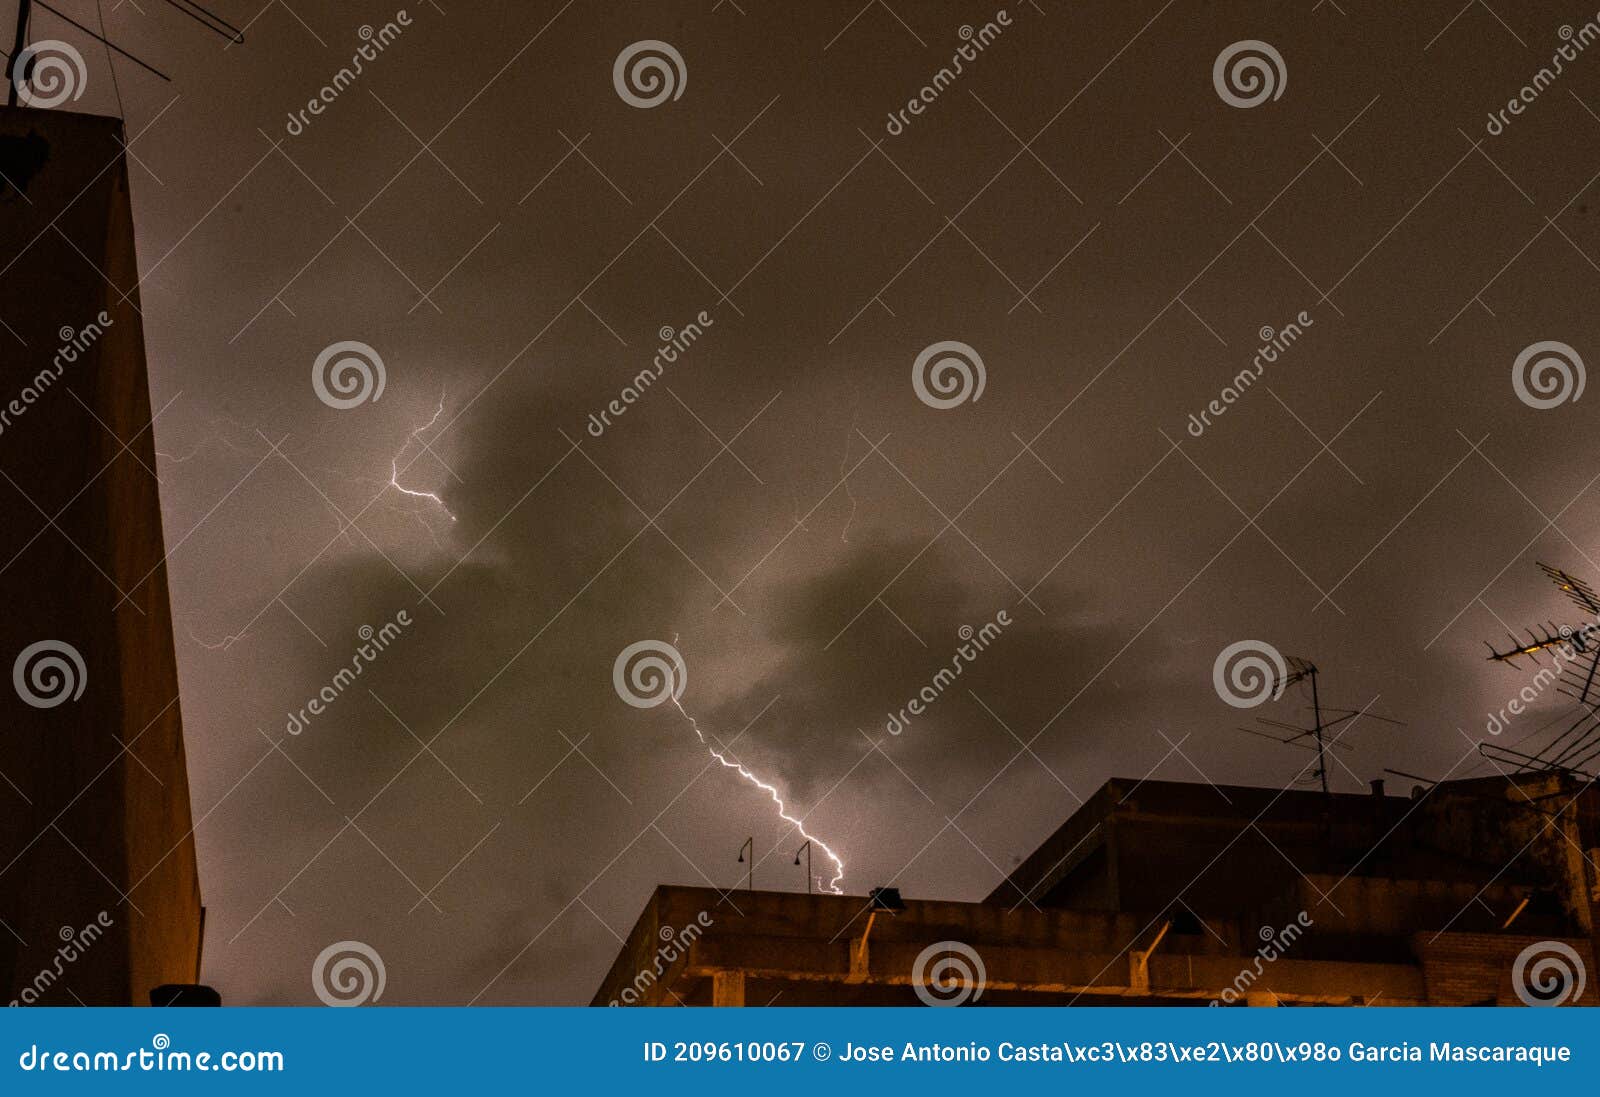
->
185;624;242;651
667;690;846;895
838;410;858;543
389;391;457;522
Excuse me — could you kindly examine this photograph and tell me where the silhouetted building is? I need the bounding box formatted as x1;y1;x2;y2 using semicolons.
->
595;774;1599;1006
0;105;202;1005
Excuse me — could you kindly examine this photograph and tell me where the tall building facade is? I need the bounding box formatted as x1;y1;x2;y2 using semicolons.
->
0;105;202;1005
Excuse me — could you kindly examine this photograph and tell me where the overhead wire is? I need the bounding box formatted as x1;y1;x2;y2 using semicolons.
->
156;0;244;44
93;0;124;118
31;0;170;81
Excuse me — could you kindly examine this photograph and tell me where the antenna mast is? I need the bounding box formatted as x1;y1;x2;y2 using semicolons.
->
1234;655;1401;797
1278;657;1332;796
6;0;33;108
1308;662;1328;795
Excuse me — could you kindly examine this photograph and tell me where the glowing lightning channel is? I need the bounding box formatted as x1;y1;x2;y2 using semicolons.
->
838;409;858;544
668;692;846;895
185;624;241;652
389;392;457;522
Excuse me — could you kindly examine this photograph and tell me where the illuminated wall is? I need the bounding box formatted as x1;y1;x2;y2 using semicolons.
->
0;104;201;1006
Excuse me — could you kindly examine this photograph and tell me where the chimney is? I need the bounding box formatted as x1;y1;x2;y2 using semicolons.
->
1369;779;1386;798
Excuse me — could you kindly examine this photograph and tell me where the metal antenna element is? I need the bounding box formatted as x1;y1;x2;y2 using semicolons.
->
157;0;244;44
1479;741;1597;783
1234;656;1402;796
1481;562;1600;774
32;1;170;80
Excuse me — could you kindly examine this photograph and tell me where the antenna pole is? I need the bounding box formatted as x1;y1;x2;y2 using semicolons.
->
7;0;33;107
1310;666;1329;796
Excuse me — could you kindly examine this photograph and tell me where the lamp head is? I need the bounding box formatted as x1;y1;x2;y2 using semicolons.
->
868;887;905;913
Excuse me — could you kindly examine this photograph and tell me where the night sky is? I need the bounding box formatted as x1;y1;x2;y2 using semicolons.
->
36;0;1600;1003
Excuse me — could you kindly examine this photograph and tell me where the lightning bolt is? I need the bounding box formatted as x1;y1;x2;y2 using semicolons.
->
839;409;858;543
185;624;242;651
389;391;457;523
667;689;846;895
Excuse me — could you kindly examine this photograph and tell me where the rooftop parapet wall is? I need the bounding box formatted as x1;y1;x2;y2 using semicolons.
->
1416;932;1597;1006
595;886;1432;1006
1288;873;1578;942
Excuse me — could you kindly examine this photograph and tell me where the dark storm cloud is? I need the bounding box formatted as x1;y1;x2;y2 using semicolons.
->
706;536;1143;788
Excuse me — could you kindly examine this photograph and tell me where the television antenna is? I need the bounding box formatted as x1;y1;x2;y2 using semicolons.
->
1482;562;1600;774
6;0;242;108
1235;655;1402;795
1478;740;1597;784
